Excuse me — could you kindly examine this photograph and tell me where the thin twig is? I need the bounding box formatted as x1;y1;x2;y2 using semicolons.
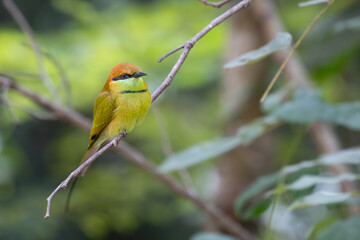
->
0;75;257;240
153;107;174;156
153;107;198;195
253;0;359;215
45;133;125;219
21;42;72;106
0;71;40;80
157;44;185;63
198;0;231;8
3;0;61;103
2;0;257;237
42;50;72;108
0;79;19;125
0;75;90;131
153;0;252;102
260;0;335;102
20;107;58;121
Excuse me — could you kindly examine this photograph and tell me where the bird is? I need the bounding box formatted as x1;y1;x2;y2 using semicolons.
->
65;63;151;211
80;62;151;175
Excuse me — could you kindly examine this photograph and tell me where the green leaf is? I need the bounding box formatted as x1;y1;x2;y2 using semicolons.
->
190;232;238;240
286;174;359;191
282;147;360;175
235;148;360;217
289;191;355;210
261;86;291;113
236;116;278;144
242;199;272;220
317;216;360;240
270;88;331;124
158;137;241;172
335;16;360;32
308;217;338;240
298;0;329;7
270;88;360;131
234;173;279;216
223;32;292;68
158;117;278;173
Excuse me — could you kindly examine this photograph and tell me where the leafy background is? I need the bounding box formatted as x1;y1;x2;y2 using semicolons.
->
0;0;360;239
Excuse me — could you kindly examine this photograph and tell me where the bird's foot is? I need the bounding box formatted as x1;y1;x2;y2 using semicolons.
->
112;131;127;146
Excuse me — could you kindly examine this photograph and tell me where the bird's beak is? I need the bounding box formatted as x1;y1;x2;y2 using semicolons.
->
132;72;147;78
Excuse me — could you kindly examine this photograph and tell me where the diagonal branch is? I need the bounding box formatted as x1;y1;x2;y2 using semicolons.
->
1;0;258;238
0;75;90;130
3;0;60;103
45;133;125;219
0;78;19;125
0;74;258;240
198;0;232;8
153;0;253;102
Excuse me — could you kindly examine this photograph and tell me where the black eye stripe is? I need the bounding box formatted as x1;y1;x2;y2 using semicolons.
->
112;73;132;81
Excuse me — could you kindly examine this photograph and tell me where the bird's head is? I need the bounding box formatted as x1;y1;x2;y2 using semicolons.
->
110;63;147;81
103;63;148;90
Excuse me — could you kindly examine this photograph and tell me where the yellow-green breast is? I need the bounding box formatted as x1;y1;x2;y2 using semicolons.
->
105;77;151;137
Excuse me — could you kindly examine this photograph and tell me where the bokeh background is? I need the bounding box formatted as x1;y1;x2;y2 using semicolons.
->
1;0;360;239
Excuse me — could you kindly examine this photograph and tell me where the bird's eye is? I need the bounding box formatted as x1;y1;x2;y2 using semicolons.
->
120;73;129;79
112;73;131;81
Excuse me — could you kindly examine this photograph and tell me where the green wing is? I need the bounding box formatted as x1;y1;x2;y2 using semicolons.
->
88;91;116;148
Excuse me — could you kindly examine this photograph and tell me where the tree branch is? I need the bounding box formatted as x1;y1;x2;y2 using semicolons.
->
1;0;258;238
0;75;90;131
153;0;253;102
0;73;257;239
198;0;231;8
0;78;18;125
3;0;60;103
45;133;125;219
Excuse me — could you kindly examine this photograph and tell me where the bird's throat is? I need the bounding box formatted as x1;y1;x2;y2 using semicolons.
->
110;78;148;95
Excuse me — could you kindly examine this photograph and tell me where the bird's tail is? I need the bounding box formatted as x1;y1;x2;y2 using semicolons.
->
80;143;101;176
65;143;100;212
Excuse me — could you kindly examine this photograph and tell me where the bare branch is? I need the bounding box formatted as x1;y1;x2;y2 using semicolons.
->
198;0;231;8
0;75;257;239
0;79;19;125
42;50;72;108
20;42;71;105
2;0;257;237
111;144;257;240
157;44;185;63
153;0;253;102
3;0;60;103
45;133;125;219
20;108;58;121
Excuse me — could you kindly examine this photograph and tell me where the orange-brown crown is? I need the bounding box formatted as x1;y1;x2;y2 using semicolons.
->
103;63;142;90
108;63;142;80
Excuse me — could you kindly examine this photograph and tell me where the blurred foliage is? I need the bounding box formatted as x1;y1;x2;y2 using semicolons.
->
0;0;225;239
159;116;278;172
0;0;360;240
190;232;238;240
316;216;360;240
223;32;292;68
